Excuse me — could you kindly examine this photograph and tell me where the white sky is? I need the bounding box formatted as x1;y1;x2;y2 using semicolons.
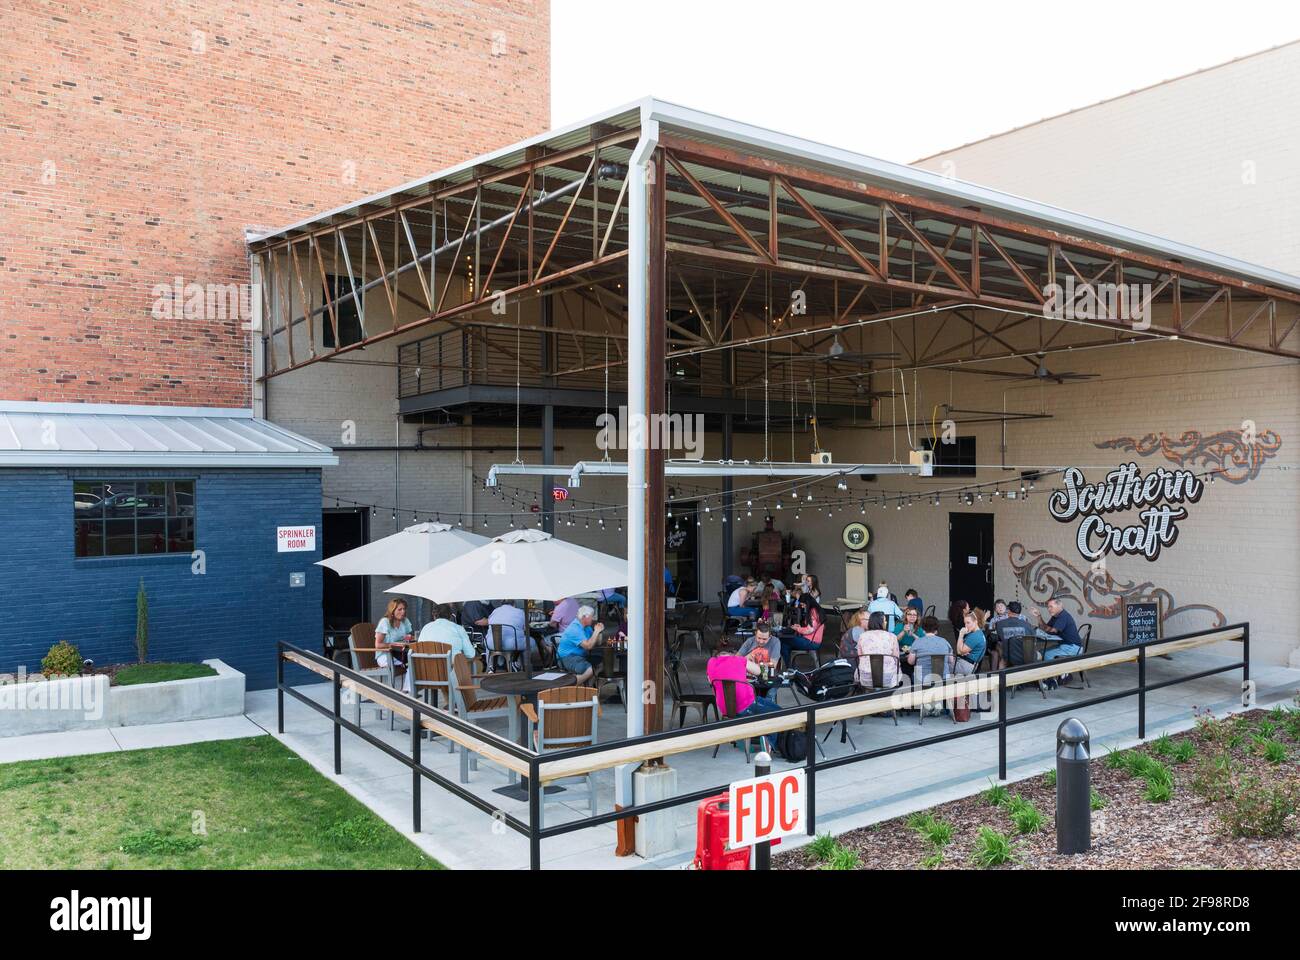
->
552;0;1300;163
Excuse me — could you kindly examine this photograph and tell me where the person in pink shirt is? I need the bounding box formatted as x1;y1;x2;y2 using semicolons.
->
549;596;579;632
705;649;780;748
855;611;902;689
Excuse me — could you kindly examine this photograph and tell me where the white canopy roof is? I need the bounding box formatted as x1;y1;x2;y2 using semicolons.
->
0;401;337;468
388;528;627;604
317;522;489;578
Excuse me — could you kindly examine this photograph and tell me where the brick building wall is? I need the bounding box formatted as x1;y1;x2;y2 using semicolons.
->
0;0;550;407
0;467;323;689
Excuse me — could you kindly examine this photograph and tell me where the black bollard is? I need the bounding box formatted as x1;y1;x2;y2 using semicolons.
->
753;751;771;870
1055;718;1091;855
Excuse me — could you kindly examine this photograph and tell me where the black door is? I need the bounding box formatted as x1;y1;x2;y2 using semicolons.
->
665;503;699;601
948;513;994;612
322;509;369;633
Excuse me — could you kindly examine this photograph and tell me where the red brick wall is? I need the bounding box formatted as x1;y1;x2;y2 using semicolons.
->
0;0;550;407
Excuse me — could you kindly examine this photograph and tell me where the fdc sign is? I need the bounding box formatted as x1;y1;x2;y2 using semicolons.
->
729;768;806;848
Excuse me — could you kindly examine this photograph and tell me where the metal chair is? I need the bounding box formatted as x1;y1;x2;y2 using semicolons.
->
851;652;898;728
665;662;717;727
1061;623;1093;689
346;623;397;728
1010;633;1047;700
485;623;526;672
916;653;956;725
673;601;710;654
519;686;600;827
408;640;454;752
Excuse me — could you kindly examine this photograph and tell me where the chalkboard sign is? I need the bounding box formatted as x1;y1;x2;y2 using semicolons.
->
1121;598;1162;646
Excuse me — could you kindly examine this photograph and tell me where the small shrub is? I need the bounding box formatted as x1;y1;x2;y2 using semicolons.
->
1255;718;1279;740
919;850;944;869
1171;740;1197;764
1218;776;1298;839
824;845;860;870
1090;789;1107;811
1007;797;1045;834
1103;747;1129;770
41;641;84;678
982;780;1010;807
1191;751;1237;802
920;819;954;849
1143;778;1173;803
119;830;202;856
1151;733;1174;757
1043;768;1057;788
323;816;388;850
970;827;1016;867
906;811;936;833
807;832;837;861
1252;737;1288;765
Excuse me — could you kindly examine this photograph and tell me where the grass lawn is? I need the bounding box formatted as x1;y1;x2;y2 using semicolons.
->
0;736;441;869
113;662;218;685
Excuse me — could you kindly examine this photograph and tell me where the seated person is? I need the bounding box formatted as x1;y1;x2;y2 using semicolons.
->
417;603;478;663
736;619;782;677
841;606;869;661
994;600;1034;668
947;599;970;639
375;597;414;690
782;597;824;664
460;598;494;632
705;648;780;748
904;588;924;614
725;579;759;619
954;609;988;675
549;596;579;632
1031;596;1083;687
599;585;627;606
867;584;905;631
486;599;527;652
855;611;902;689
988;598;1010;626
893;604;926;680
908;623;954;685
555;605;602;684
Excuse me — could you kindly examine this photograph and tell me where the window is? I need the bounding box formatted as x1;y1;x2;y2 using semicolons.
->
74;480;195;558
321;275;364;348
922;436;977;477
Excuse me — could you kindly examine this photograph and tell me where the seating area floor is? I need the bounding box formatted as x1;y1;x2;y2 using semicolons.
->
248;640;1300;870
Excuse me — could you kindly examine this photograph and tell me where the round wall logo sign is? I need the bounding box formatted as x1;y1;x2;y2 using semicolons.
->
842;521;870;551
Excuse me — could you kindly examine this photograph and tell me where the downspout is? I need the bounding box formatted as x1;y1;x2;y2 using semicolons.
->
625;113;659;740
246;241;268;418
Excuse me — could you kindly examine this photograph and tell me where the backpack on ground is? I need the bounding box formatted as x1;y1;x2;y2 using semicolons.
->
775;729;808;763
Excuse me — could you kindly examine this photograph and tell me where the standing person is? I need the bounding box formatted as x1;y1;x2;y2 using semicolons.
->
375;597;414;688
555;605;602;684
854;611;902;689
904;589;924;615
868;584;904;631
954;609;988;676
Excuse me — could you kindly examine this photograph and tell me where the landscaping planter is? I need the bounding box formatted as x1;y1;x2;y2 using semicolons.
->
0;659;244;737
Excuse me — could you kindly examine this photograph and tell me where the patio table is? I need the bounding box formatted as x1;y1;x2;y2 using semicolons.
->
477;670;576;801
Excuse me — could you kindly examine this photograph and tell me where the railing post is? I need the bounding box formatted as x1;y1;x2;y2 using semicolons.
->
1242;622;1251;704
528;758;541;871
754;751;772;871
804;705;816;836
333;669;342;775
1137;643;1146;741
411;701;422;834
276;643;284;735
997;669;1007;781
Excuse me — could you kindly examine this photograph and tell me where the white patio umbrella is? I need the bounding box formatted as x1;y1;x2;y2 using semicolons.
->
387;528;627;603
317;521;490;578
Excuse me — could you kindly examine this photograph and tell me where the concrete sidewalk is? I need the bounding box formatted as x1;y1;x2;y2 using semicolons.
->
0;715;266;764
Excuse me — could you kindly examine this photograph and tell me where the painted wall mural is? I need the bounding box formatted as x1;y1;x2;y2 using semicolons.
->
1008;543;1226;631
1094;428;1281;484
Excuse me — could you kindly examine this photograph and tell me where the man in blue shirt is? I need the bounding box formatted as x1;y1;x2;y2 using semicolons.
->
556;605;603;684
904;589;924;615
1033;597;1083;660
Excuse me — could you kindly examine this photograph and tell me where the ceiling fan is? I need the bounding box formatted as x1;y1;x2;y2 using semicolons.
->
940;354;1099;385
769;332;899;366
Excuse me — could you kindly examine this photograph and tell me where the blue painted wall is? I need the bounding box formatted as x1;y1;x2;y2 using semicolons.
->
0;468;322;690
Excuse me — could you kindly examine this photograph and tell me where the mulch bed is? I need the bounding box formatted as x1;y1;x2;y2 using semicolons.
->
777;706;1300;870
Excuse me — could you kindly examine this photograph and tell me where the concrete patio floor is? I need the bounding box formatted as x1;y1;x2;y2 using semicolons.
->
248;639;1300;870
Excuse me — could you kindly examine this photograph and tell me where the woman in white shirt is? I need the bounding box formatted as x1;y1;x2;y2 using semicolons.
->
375;597;413;670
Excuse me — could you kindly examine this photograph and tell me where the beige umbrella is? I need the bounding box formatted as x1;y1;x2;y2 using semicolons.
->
317;521;490;578
387;528;627;603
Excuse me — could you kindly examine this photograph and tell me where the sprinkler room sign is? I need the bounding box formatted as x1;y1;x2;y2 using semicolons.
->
1048;462;1204;562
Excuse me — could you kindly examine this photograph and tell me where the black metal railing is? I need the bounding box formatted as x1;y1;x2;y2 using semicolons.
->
278;621;1248;869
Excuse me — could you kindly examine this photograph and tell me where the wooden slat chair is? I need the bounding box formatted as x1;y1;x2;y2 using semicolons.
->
519;686;600;827
916;653;956;725
486;623;527;673
449;652;513;783
709;679;752;764
346;623;397;728
408;640;454;753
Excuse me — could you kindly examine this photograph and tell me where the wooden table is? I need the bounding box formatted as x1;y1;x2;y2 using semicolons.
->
477;671;577;800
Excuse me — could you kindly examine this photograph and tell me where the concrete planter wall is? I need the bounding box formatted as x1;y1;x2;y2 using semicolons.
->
0;659;244;738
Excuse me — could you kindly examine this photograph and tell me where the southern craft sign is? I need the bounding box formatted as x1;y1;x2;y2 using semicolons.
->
1048;462;1203;562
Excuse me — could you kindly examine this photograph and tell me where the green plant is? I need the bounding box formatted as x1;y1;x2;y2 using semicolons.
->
135;578;149;664
1191;751;1237;801
1090;788;1107;811
41;641;83;678
1043;768;1057;788
1008;798;1045;834
982;780;1010;807
919;850;944;869
323;816;388;850
1252;737;1288;764
1255;718;1279;739
1103;747;1129;770
1217;776;1298;839
1143;778;1173;803
824;845;860;870
920;818;954;849
1171;740;1197;764
970;827;1016;867
906;811;936;833
119;830;202;856
1151;733;1174;757
807;832;837;861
